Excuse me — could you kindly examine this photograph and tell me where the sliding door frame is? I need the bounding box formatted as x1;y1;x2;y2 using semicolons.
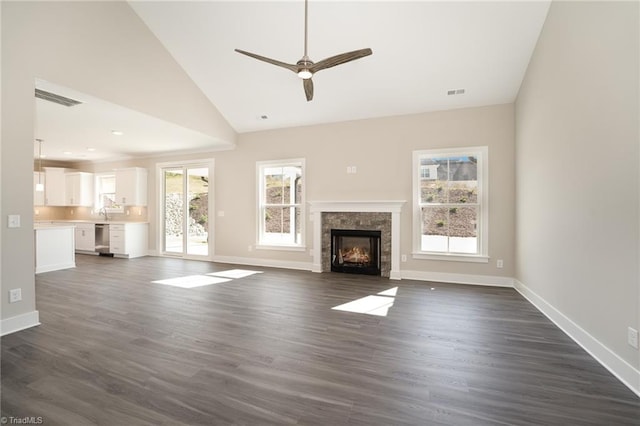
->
156;158;215;260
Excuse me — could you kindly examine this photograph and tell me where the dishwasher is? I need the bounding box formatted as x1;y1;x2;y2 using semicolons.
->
95;224;111;255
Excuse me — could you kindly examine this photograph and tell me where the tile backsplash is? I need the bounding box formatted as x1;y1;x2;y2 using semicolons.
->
34;206;148;222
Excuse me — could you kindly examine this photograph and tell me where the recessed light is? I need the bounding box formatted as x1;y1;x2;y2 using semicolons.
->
87;148;96;152
111;130;124;136
63;151;73;155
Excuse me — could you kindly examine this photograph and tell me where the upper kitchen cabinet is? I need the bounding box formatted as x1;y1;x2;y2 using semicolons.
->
65;172;94;206
43;167;66;206
115;167;147;206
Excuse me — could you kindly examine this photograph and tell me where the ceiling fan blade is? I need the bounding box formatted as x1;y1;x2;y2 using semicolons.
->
303;78;314;101
310;48;373;73
235;49;298;73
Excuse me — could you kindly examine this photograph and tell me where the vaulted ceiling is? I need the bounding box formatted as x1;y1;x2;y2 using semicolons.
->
36;1;551;161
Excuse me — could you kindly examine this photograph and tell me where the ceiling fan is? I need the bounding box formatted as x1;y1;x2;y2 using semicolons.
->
235;0;372;101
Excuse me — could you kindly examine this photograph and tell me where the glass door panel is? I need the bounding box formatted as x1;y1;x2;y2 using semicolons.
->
186;167;209;256
163;168;184;254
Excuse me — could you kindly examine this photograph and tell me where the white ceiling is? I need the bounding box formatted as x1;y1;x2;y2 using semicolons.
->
36;1;551;161
35;80;228;162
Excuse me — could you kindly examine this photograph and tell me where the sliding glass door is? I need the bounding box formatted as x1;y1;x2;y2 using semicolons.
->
162;164;210;257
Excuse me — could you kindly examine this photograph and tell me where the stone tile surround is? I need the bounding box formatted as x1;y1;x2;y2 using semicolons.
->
322;212;392;277
308;201;405;280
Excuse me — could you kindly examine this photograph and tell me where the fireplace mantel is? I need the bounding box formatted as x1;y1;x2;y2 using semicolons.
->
308;201;405;280
309;200;405;214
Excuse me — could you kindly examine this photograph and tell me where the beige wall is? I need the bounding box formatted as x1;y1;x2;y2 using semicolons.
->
1;1;236;326
515;0;639;379
101;103;515;280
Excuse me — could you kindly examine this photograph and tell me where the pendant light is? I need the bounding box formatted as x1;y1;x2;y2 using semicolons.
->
35;139;44;192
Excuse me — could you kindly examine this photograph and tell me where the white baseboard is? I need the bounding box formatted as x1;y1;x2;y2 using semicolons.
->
400;269;514;287
35;261;75;274
1;310;40;336
514;279;640;398
212;255;313;272
390;270;402;280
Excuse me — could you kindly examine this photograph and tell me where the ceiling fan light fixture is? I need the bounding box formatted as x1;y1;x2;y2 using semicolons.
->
298;69;313;79
235;0;372;101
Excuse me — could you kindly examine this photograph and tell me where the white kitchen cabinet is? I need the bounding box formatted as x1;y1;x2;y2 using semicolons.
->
34;225;76;274
115;167;147;206
43;167;67;206
34;171;45;206
74;223;96;252
109;223;148;258
65;172;94;206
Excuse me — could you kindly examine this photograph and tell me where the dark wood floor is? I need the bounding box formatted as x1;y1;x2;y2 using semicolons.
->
1;255;638;425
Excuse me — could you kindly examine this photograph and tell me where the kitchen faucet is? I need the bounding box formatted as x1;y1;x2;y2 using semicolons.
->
99;207;109;221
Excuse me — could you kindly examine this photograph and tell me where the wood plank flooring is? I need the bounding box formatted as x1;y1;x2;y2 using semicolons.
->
2;255;639;425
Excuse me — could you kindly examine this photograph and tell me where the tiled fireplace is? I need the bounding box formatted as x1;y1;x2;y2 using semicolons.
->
308;201;405;280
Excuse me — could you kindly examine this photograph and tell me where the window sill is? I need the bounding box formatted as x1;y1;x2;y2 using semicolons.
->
412;252;489;263
256;244;307;252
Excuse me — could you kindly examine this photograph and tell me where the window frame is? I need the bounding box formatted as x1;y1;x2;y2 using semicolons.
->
256;158;306;251
412;146;489;263
94;172;124;214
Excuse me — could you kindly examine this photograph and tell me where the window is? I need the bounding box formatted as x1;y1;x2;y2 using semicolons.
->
95;173;123;212
257;159;305;249
413;147;488;262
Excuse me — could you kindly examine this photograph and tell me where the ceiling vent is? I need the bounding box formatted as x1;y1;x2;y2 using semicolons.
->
447;88;466;96
35;89;83;107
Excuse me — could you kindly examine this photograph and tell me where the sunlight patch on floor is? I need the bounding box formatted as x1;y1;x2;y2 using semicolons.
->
151;269;263;289
152;275;231;289
332;287;398;317
207;269;263;279
377;287;398;297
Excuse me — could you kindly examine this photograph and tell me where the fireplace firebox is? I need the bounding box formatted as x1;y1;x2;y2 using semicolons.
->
331;229;381;276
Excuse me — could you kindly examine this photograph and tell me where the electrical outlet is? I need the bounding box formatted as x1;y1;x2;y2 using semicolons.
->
628;327;639;349
497;259;504;268
7;214;20;228
401;254;407;262
9;288;21;303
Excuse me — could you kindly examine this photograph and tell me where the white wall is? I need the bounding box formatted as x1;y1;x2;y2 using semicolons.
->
0;1;236;333
515;1;639;392
91;103;515;283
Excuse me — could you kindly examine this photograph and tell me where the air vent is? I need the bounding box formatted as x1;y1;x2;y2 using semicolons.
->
447;88;466;96
35;89;83;107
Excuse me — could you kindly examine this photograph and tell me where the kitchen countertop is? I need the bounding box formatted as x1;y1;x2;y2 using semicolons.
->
35;220;149;225
34;223;77;229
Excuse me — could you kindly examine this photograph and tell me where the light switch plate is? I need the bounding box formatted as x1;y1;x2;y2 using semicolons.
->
7;215;20;228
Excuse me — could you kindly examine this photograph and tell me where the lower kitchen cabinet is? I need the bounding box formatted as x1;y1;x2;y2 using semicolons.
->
75;223;96;252
109;223;148;258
